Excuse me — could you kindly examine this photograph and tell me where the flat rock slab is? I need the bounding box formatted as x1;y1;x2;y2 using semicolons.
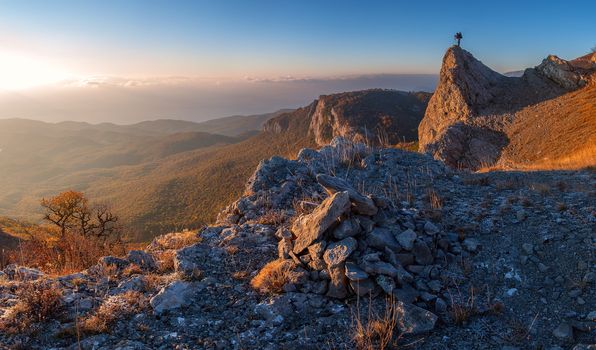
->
150;281;204;314
396;229;417;251
345;262;368;281
316;174;378;216
395;301;438;335
323;237;357;268
366;227;400;251
292;191;351;254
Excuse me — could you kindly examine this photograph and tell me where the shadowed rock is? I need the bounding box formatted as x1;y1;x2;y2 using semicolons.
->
316;174;378;216
292;191;351;254
396;301;438;335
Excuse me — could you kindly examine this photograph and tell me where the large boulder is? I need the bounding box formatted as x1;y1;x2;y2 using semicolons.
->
292;191;351;254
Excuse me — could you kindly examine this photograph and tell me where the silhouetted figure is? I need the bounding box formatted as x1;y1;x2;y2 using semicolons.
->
454;32;463;47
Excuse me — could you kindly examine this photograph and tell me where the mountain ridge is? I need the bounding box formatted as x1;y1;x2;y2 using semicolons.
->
419;46;595;169
264;89;431;146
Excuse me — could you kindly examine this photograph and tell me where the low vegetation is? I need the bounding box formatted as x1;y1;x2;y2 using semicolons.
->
0;281;64;334
352;296;401;350
250;259;303;295
81;291;148;334
2;191;125;275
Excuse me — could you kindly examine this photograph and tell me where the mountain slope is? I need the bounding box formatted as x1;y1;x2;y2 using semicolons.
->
0;118;263;233
0;119;314;239
419;46;595;170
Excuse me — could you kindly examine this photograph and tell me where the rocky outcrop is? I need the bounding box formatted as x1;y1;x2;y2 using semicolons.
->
419;46;596;169
262;169;475;311
535;54;592;89
2;138;595;349
264;89;431;146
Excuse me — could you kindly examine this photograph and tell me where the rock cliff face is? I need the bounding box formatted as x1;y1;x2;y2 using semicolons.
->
264;89;431;146
419;46;595;169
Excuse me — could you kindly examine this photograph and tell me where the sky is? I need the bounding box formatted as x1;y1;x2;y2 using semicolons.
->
0;0;594;123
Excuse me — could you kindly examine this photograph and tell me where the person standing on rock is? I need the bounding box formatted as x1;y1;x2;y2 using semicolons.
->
454;32;463;46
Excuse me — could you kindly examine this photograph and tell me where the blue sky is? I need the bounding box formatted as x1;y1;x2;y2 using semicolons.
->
0;0;594;122
1;0;594;83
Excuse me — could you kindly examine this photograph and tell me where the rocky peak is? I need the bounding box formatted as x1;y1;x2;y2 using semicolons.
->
263;89;431;146
419;46;595;169
418;46;507;168
534;54;593;89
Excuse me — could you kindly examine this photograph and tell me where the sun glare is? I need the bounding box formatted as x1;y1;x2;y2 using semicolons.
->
0;50;75;90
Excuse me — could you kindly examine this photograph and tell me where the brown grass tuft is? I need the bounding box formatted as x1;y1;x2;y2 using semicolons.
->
154;250;176;273
426;189;443;210
254;210;287;226
250;259;301;294
352;296;401;350
81;291;148;334
152;231;202;251
448;286;477;325
5;230;125;276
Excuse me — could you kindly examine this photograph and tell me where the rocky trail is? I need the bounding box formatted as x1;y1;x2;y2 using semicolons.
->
0;138;594;349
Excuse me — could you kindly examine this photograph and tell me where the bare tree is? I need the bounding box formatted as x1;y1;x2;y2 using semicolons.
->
41;190;87;238
93;204;119;238
41;191;119;239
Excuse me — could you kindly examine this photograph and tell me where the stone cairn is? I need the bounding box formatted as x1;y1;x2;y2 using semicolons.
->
275;173;480;315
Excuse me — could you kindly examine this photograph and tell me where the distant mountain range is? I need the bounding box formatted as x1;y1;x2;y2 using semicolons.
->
0;110;293;238
2;49;593;241
0;90;431;240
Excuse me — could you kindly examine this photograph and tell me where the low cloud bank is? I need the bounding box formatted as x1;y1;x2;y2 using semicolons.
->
0;74;437;124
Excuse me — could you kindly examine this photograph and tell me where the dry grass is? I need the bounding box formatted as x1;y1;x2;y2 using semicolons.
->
224;245;240;255
352;296;401;350
0;281;63;334
152;230;202;251
250;259;301;294
81;291;148;334
426;189;443;209
448;286;477;325
292;198;320;217
556;202;568;212
503;314;539;344
4;230;125;276
121;263;144;277
154;250;176;273
392;141;419;152
510;145;596;171
232;270;249;280
254;210;287;226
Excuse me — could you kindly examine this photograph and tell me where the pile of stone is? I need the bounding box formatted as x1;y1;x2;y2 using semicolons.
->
275;173;480;315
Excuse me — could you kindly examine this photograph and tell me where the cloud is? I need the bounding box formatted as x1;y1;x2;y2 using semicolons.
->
0;73;438;124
